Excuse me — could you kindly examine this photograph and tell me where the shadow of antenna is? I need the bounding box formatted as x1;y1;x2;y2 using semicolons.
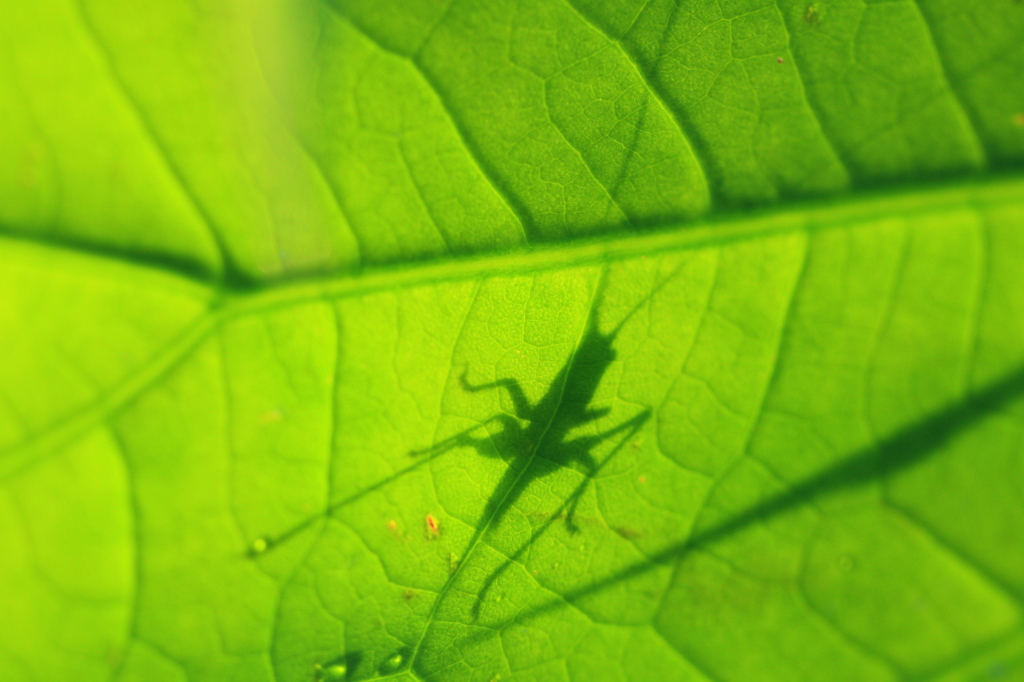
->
246;442;455;558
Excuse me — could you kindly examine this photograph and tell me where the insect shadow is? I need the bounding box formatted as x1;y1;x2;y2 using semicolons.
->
409;267;678;618
243;268;668;561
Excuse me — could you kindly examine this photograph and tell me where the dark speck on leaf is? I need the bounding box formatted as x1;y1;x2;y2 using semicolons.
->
425;513;440;538
614;526;641;540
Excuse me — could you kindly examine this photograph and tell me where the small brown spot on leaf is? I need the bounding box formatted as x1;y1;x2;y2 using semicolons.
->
106;647;123;668
425;513;440;538
19;147;43;187
387;519;403;541
260;408;282;424
614;526;642;540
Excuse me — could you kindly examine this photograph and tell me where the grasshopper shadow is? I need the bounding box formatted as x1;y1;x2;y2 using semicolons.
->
409;273;669;618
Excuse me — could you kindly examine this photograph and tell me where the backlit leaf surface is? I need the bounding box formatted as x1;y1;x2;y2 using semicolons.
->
1;1;1024;681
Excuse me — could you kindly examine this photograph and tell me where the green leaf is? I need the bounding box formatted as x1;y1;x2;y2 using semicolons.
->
1;1;1024;682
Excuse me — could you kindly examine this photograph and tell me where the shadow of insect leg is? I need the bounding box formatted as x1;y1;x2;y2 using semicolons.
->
408;413;519;458
470;409;651;619
460;370;533;420
563;409;651;532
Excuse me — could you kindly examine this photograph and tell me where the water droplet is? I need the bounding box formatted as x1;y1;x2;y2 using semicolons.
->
321;663;347;681
378;648;410;674
314;659;349;682
250;537;269;554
